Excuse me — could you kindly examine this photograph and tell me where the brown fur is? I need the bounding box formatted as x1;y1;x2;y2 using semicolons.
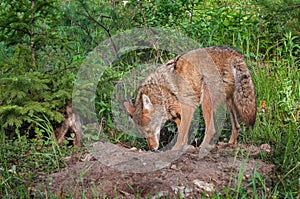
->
124;46;256;151
54;101;82;148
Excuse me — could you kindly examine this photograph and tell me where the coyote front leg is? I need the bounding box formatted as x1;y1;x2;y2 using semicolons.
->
172;104;195;151
200;85;216;148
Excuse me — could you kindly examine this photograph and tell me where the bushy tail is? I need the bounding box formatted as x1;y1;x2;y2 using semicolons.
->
233;60;257;126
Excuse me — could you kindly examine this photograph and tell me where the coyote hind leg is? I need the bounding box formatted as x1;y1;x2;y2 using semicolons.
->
227;98;240;144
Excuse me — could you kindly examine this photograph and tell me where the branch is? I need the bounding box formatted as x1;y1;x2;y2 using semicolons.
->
64;13;97;45
138;0;147;25
81;2;118;54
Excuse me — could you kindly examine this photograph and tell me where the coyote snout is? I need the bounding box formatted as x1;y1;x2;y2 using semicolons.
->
124;94;165;151
145;133;159;151
124;46;256;151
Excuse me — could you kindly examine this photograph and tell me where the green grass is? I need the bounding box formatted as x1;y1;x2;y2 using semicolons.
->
247;38;299;197
0;116;72;198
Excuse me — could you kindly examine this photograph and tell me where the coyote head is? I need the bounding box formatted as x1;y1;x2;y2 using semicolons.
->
124;94;166;151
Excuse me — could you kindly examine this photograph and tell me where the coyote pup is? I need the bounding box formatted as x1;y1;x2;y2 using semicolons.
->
124;46;256;151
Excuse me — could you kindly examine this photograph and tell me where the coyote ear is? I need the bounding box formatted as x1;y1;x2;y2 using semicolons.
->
124;102;135;116
142;94;152;114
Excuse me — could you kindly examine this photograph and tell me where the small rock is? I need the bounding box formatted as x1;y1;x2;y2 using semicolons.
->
260;143;271;152
171;185;192;197
171;185;185;195
184;187;193;193
171;164;177;170
193;179;214;192
80;153;95;162
152;191;169;199
129;147;138;151
63;156;71;162
245;174;251;179
119;190;131;197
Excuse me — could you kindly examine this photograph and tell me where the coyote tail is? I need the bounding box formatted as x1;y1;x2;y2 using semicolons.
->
233;60;257;126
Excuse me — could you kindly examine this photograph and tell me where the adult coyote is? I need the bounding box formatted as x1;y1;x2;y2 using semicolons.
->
124;46;256;151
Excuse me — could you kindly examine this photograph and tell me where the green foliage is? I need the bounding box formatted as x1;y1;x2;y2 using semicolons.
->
0;58;73;136
133;0;189;26
185;1;260;50
255;0;300;35
0;0;62;69
0;0;59;45
60;0;136;53
0;0;76;137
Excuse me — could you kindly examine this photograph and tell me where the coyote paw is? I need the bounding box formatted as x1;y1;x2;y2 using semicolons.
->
228;138;237;145
183;145;196;153
171;144;196;153
217;141;236;148
217;141;230;146
198;144;214;158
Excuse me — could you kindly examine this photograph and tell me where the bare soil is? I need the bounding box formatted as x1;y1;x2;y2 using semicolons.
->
34;143;274;198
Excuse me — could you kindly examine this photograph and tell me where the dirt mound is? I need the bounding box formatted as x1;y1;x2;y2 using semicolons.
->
34;143;274;198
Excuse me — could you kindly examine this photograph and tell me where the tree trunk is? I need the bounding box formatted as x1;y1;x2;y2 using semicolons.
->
30;0;36;68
